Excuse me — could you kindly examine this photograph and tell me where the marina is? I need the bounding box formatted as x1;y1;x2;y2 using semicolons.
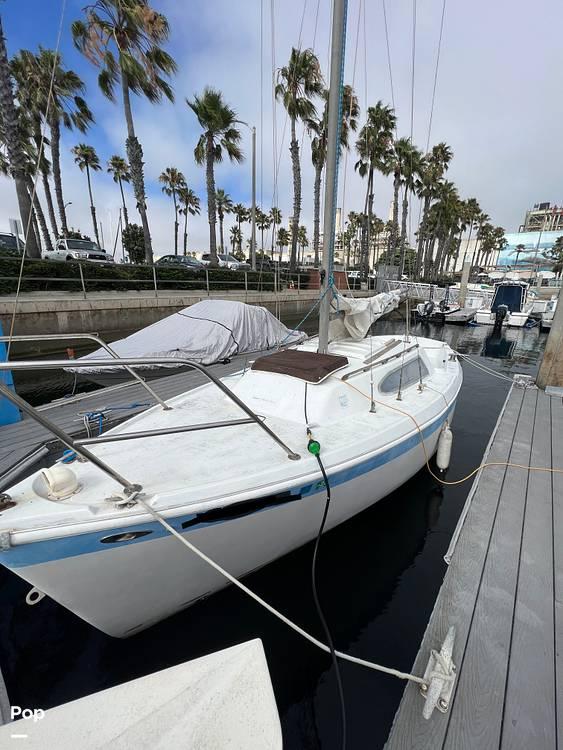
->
0;0;562;746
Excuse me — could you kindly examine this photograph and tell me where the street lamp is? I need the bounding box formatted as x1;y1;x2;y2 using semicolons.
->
241;123;257;272
64;201;72;209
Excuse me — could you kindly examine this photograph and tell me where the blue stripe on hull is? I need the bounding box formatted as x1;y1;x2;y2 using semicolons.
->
1;402;453;569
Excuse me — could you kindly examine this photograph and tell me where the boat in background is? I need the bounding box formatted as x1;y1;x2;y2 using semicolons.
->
540;297;558;332
475;281;534;327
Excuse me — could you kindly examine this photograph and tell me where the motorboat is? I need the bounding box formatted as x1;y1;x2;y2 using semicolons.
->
66;299;306;386
0;316;462;636
474;281;534;327
540;297;558;332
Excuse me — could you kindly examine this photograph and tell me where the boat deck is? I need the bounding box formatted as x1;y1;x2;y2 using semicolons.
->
385;384;562;749
0;357;247;489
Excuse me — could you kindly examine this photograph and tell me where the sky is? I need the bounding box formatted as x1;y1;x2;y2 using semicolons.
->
1;0;563;258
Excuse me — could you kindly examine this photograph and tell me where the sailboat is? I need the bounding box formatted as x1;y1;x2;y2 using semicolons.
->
0;3;463;638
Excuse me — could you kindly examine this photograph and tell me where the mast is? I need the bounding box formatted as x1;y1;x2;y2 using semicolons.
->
318;0;348;354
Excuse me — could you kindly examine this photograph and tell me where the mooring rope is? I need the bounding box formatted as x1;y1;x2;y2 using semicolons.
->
132;492;426;686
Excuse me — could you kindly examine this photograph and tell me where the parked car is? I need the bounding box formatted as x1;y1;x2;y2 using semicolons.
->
201;253;248;270
155;255;204;270
43;238;114;264
0;233;24;257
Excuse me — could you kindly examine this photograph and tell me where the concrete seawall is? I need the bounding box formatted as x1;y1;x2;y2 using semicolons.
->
0;288;371;346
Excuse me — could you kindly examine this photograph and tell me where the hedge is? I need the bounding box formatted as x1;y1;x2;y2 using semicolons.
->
0;257;294;295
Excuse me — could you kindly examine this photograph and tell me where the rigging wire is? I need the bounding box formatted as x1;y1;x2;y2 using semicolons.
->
7;0;68;359
304;383;347;750
407;0;417;250
338;0;362;270
416;0;448;251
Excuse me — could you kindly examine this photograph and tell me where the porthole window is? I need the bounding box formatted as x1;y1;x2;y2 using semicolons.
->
379;358;429;394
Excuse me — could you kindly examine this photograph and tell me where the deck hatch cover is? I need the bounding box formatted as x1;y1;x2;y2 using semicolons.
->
251;349;348;383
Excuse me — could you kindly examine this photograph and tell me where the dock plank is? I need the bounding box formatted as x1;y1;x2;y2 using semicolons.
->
500;390;556;748
551;394;563;746
385;386;525;750
444;388;537;749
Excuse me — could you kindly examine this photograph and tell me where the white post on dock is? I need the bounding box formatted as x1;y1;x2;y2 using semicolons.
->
537;286;563;388
459;260;471;307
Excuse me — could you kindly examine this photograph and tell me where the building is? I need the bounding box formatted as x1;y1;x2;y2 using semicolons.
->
520;202;563;233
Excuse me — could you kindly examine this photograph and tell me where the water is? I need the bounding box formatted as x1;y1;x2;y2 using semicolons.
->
0;314;547;748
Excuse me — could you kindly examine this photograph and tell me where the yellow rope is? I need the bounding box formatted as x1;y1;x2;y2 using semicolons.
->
342;381;563;486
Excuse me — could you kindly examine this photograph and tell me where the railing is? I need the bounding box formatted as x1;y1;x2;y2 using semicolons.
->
0;257;323;299
0;333;169;410
382;280;494;305
0;356;301;493
0;257;382;299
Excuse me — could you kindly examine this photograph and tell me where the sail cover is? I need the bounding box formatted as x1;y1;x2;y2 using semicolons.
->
68;300;306;373
328;291;402;341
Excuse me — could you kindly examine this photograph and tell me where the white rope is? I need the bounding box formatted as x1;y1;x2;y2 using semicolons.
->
7;0;68;359
134;493;425;685
456;352;515;384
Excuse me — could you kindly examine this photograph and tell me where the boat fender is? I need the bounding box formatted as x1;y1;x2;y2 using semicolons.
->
32;466;80;501
436;422;453;472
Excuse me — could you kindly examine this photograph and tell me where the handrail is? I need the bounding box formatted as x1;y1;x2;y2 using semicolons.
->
0;333;169;410
0;356;301;492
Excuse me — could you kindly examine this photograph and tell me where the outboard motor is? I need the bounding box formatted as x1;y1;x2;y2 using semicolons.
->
416;299;435;323
493;303;508;331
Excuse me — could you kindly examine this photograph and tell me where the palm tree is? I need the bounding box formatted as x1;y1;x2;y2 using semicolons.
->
229;225;241;254
297;225;308;265
72;143;101;246
159;167;186;254
107;155;131;228
269;206;282;257
414;142;453;278
277;227;291;265
276;48;324;271
355;101;396;274
215;189;233;252
178;186;200;255
72;1;177;262
187;87;244;267
0;18;39;256
458;197;480;268
256;209;271;255
511;243;526;268
11;48;93;239
393;138;423;273
308;84;359;267
232;203;248;255
472;211;491;269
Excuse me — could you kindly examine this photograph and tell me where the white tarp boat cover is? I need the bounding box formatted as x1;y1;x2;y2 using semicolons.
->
328;291;401;340
69;300;305;373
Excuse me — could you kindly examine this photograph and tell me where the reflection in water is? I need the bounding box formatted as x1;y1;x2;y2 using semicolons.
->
482;333;516;360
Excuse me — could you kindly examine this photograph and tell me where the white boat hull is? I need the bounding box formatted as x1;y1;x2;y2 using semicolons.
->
475;310;529;327
3;402;453;637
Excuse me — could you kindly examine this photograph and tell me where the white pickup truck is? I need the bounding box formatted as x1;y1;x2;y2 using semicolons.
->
42;238;114;264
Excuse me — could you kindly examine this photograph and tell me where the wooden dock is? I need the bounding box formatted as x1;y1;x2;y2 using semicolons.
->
0;357;247;486
386;383;562;749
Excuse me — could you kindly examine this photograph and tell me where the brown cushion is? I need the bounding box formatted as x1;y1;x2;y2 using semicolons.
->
251;349;348;383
